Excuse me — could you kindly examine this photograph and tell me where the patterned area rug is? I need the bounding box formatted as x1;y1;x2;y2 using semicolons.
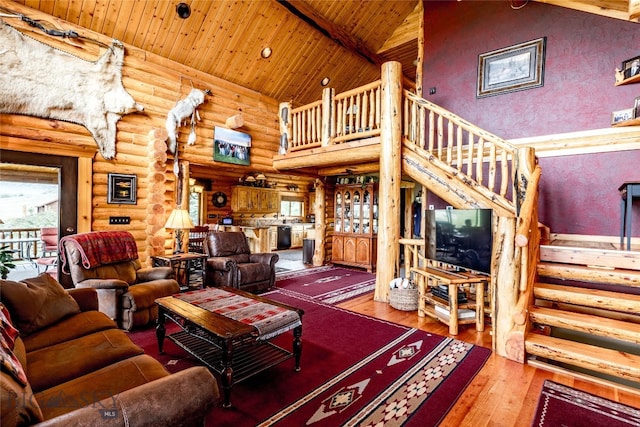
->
532;380;640;426
276;265;375;304
129;291;490;426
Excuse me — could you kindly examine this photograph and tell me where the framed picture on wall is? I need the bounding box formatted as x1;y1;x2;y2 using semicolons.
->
213;126;251;166
611;108;634;125
634;96;640;118
621;56;640;80
477;37;546;98
107;173;137;204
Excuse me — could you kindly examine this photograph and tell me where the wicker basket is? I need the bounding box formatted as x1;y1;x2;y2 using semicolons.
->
389;287;419;311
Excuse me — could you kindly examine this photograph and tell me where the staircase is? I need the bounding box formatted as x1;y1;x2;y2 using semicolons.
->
526;243;640;388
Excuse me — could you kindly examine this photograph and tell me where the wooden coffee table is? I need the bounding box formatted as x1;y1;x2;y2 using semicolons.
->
155;287;303;408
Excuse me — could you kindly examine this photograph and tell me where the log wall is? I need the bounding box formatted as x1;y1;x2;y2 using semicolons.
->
0;3;285;264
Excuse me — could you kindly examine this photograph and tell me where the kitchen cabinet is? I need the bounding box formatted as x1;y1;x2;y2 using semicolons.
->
269;227;278;250
231;186;280;213
291;225;304;248
331;183;377;272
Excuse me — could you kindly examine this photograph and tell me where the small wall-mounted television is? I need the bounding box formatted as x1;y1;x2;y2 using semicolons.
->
425;208;493;274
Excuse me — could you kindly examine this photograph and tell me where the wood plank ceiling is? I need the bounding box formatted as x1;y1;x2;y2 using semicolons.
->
5;0;639;107
7;0;419;106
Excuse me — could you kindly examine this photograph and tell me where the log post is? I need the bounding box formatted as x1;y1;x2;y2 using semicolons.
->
279;102;292;155
375;61;403;302
313;178;326;266
321;87;334;147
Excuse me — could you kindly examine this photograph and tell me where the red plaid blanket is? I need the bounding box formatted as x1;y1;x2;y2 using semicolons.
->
59;231;139;272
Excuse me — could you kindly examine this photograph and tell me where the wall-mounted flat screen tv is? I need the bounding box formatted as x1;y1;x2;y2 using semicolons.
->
425;208;493;274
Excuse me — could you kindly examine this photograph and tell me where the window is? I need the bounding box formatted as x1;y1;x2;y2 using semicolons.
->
280;200;303;217
189;189;202;225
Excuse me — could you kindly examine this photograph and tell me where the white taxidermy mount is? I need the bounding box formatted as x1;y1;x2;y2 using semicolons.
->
0;19;143;160
165;88;208;154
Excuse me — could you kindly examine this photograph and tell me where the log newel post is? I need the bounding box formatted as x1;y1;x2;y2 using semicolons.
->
321;87;334;147
313;178;326;266
375;61;403;302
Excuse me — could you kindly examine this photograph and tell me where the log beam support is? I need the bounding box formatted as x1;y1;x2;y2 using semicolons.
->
313;178;326;266
375;61;403;302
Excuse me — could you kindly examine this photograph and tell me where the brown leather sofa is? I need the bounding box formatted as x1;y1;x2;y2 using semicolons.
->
204;231;279;293
60;231;180;330
0;274;218;427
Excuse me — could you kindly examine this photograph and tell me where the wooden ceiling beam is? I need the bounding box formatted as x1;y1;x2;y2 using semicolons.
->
275;0;385;66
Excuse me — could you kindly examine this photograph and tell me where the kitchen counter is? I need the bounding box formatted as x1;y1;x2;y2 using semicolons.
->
217;225;271;253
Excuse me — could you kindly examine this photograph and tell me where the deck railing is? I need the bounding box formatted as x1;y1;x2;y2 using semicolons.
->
0;227;43;260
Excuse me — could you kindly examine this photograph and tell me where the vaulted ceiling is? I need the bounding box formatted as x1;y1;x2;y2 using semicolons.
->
6;0;640;107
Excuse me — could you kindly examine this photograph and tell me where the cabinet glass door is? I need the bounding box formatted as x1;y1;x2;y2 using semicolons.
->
335;192;342;232
353;190;361;233
363;190;370;234
344;191;351;232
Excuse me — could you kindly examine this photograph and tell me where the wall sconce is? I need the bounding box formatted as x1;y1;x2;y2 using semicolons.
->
164;209;194;254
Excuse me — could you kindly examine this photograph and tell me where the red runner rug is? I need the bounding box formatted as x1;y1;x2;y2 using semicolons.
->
532;380;640;426
276;265;375;304
129;291;490;426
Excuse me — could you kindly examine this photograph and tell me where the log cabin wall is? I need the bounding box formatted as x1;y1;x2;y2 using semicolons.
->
0;2;290;264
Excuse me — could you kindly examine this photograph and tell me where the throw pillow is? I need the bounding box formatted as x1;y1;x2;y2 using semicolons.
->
0;274;80;336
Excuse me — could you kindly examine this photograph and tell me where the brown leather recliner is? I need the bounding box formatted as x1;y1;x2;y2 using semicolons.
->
60;231;180;330
204;231;279;293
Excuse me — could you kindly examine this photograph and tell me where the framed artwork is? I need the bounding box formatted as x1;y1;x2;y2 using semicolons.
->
621;56;640;80
213;126;251;166
477;37;546;98
612;108;634;125
634;96;640;119
107;173;137;204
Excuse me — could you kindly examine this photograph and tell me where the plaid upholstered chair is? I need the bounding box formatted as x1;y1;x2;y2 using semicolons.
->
60;231;180;330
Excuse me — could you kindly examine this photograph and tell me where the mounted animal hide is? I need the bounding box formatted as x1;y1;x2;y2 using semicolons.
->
166;88;207;154
0;20;142;160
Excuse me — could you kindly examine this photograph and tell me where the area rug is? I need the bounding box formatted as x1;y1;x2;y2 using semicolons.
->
532;380;640;427
276;265;375;304
129;291;490;426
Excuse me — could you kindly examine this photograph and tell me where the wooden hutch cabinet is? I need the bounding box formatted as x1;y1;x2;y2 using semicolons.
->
331;182;378;272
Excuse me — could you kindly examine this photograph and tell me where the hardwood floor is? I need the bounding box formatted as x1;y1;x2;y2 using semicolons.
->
338;293;640;426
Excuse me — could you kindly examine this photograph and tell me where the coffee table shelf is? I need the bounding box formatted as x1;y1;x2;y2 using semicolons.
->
169;330;294;383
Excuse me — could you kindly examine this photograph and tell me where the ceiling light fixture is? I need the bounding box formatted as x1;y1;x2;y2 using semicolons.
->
261;47;272;59
176;3;191;19
320;77;330;86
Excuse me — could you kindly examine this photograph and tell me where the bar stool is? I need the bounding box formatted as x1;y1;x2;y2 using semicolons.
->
619;181;640;250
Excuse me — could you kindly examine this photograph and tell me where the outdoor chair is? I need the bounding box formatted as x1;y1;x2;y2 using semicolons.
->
35;227;58;273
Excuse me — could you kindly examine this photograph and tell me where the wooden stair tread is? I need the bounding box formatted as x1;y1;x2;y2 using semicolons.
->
525;334;640;382
539;245;640;271
537;262;640;287
534;282;640;313
529;306;640;344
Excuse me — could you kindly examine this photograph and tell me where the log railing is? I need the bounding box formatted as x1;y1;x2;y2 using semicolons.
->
282;81;382;152
402;90;521;211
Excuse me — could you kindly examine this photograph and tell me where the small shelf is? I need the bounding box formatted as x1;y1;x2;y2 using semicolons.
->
615;73;640;86
612;117;640;127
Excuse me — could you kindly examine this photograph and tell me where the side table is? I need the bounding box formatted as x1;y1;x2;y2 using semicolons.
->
619;182;640;251
152;253;207;291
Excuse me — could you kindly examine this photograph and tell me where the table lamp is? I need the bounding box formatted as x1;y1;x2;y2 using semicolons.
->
164;209;194;253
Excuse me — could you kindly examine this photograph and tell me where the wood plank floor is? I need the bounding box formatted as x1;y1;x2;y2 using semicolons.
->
337;292;640;426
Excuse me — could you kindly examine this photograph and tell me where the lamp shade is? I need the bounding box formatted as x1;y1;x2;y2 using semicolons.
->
165;209;194;230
